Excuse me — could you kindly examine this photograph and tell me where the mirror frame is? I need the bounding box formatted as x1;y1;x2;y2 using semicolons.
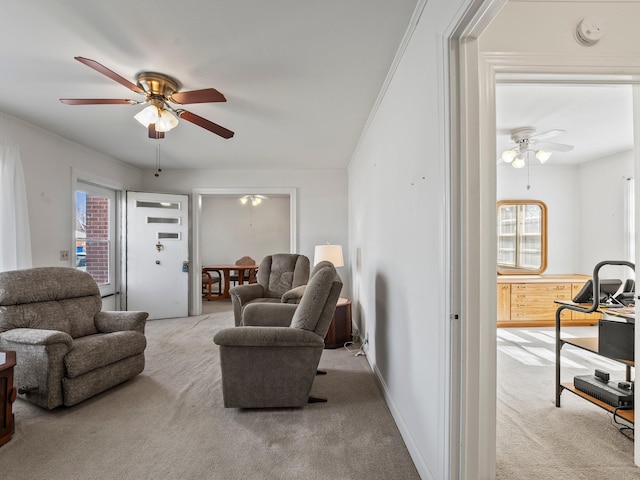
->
497;199;548;275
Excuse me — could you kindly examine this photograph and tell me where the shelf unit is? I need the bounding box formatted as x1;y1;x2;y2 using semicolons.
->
556;336;634;424
554;260;635;424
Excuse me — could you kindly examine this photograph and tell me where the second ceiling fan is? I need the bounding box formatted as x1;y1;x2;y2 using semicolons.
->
60;57;234;139
500;127;574;168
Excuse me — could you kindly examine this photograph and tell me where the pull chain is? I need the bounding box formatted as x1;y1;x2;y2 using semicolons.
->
154;131;162;177
526;151;531;190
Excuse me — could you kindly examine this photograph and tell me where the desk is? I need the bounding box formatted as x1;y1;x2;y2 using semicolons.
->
203;265;258;301
555;301;635;423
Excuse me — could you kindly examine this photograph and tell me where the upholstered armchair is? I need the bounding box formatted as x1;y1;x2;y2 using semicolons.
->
229;253;310;326
0;267;148;409
213;264;342;408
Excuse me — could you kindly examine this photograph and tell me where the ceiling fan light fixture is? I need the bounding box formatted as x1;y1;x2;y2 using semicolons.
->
512;156;526;169
535;150;552;164
135;105;179;132
501;149;517;163
134;105;159;128
240;194;267;206
155;109;179;132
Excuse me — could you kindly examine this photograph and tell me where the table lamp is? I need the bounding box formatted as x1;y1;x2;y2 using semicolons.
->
314;244;344;267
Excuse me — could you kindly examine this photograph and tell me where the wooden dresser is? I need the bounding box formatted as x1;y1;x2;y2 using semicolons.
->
497;274;601;327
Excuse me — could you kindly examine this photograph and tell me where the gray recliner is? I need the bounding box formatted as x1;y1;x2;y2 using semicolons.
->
213;264;342;408
229;253;310;326
0;267;148;409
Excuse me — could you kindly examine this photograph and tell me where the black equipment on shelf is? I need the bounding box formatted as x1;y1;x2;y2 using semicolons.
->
574;374;634;409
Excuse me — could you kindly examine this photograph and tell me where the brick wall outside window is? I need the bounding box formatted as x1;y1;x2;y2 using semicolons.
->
86;195;109;284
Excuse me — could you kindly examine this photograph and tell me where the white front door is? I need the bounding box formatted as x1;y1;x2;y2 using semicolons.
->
126;191;189;319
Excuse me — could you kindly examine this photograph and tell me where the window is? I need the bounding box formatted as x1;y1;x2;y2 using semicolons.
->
497;200;547;275
75;181;117;293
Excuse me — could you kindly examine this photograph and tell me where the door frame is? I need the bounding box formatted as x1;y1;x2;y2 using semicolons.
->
72;168;124;310
190;187;297;316
453;26;640;478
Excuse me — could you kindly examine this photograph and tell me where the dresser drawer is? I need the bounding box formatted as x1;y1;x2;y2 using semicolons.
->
511;307;571;320
498;275;595;326
511;283;571;294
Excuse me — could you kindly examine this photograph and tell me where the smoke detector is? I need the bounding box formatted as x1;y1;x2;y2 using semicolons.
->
575;17;604;46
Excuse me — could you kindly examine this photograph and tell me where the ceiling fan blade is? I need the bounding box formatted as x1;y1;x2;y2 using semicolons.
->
535;141;574;152
170;88;226;104
148;124;165;139
177;110;234;139
531;129;566;140
60;98;137;105
74;57;145;94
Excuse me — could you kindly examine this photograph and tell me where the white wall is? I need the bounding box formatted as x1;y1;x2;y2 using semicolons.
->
579;150;634;278
200;195;290;265
0;112;143;267
142;168;350;295
348;0;471;478
497;164;581;274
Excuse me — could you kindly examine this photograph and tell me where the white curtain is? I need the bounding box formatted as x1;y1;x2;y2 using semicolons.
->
0;143;32;271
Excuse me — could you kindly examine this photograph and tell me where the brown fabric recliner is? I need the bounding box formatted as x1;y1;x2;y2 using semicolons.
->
229;253;310;326
214;264;342;408
0;267;148;409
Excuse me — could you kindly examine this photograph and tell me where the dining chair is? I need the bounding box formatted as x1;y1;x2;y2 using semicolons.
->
202;268;222;300
229;256;257;286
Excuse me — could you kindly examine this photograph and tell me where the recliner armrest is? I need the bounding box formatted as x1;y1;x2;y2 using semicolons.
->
229;283;265;304
0;328;73;347
242;303;297;326
281;285;306;304
213;326;324;348
95;311;148;334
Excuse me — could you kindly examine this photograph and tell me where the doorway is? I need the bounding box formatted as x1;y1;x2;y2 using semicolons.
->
458;45;640;477
191;187;297;315
452;4;640;475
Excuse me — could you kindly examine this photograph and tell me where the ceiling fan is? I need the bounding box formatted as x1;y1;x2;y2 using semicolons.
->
240;194;268;206
499;126;574;168
60;57;234;139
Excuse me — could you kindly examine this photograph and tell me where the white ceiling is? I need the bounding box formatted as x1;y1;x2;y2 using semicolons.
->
496;83;634;167
0;1;418;171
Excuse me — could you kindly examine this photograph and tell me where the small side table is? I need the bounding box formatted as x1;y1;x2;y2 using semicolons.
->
324;297;352;349
0;350;17;448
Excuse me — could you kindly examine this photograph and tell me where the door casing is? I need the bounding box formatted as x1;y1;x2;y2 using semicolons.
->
190;187;297;316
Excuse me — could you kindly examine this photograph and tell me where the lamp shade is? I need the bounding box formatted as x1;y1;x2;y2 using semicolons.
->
512;156;526;169
535;150;552;164
134;105;179;132
501;149;517;163
314;244;344;267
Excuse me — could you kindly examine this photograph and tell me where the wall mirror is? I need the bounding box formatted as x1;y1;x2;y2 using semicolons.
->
497;200;547;275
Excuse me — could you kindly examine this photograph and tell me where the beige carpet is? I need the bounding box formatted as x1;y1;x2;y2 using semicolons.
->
0;300;419;480
497;327;638;479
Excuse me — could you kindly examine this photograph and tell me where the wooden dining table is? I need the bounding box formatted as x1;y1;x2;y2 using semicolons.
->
203;264;259;301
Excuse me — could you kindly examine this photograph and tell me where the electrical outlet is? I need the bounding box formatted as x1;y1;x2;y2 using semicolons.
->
60;250;69;261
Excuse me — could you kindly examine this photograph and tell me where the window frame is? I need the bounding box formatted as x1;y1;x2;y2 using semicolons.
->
74;179;119;299
497;199;548;275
